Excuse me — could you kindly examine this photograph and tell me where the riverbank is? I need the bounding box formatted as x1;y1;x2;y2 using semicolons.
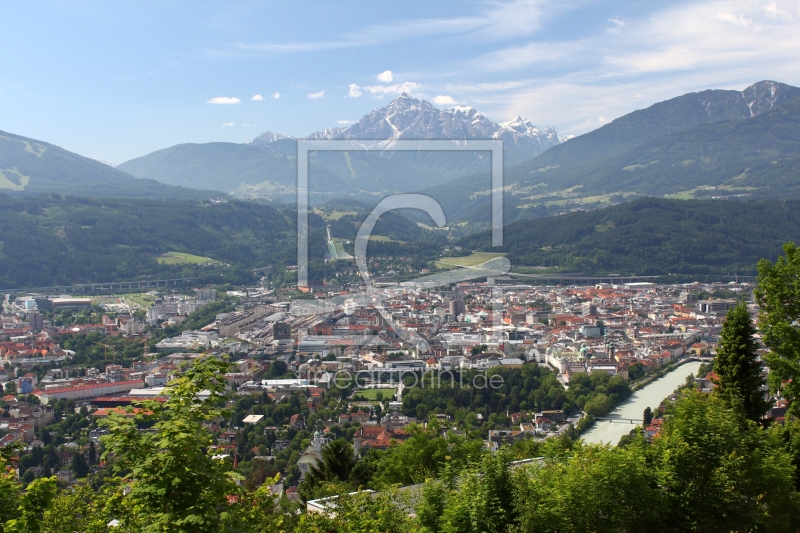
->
580;360;703;445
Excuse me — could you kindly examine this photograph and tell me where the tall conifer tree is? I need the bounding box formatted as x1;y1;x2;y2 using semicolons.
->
714;302;770;421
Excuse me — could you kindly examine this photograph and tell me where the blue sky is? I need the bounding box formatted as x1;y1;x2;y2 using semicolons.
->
2;0;799;163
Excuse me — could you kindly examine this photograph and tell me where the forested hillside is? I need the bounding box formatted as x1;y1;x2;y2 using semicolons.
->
461;198;800;276
0;195;304;288
0;195;446;288
0;130;217;200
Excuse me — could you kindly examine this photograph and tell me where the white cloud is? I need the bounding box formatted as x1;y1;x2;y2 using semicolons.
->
432;95;455;105
222;123;235;127
308;90;325;99
377;70;394;82
473;40;586;72
607;18;627;35
338;119;354;125
216;1;553;57
272;92;281;99
207;97;241;104
715;12;753;27
242;123;258;127
347;84;362;97
251;94;264;101
363;81;421;97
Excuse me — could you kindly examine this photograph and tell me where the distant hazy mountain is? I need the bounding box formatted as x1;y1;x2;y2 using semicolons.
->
0;130;215;199
425;81;800;226
119;94;561;202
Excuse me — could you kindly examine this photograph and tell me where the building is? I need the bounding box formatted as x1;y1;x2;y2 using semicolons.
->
581;302;597;316
36;380;145;403
28;312;43;333
273;322;292;340
195;288;218;301
696;299;738;315
449;299;466;317
145;373;168;387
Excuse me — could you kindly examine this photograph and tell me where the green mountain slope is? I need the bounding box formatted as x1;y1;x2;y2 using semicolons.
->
0;130;215;199
461;198;800;276
518;80;800;171
0;194;433;289
520;95;800;197
427;82;800;226
0;195;304;288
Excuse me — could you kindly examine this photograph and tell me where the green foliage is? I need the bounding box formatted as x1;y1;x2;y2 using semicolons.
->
0;444;23;526
653;392;799;531
99;356;242;533
5;477;58;533
38;482;109;533
756;241;800;417
713;301;770;421
409;392;800;533
431;452;515;533
296;489;413;533
400;365;569;429
70;452;90;479
372;422;483;487
299;439;362;501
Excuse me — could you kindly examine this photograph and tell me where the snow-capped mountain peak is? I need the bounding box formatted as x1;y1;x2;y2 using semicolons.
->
248;94;562;165
248;131;296;145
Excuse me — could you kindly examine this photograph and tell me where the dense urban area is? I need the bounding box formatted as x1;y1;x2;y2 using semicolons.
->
1;256;797;530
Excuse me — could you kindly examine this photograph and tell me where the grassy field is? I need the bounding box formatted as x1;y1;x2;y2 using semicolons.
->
123;293;157;307
331;239;354;260
354;388;396;400
318;210;359;221
157;251;219;265
665;184;758;200
369;235;404;243
436;252;507;269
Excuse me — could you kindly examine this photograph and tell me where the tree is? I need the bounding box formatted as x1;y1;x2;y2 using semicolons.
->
299;439;359;501
87;442;96;466
39;481;108;533
756;242;800;417
643;406;653;426
653;392;799;532
100;356;243;533
434;452;516;533
713;302;770;421
70;452;89;479
0;464;22;525
5;476;58;533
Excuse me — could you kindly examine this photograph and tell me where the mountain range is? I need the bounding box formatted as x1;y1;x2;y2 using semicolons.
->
424;80;800;227
0;130;218;199
4;80;800;227
117;94;562;202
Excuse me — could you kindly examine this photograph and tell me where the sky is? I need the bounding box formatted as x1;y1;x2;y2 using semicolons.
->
2;0;799;164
